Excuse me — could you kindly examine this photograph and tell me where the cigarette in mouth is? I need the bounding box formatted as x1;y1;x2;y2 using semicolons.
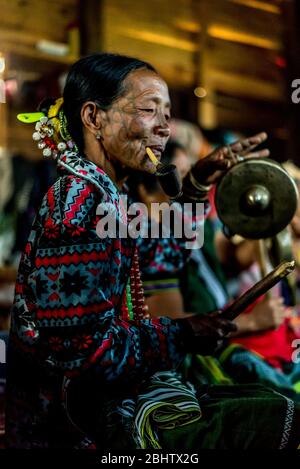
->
146;147;160;167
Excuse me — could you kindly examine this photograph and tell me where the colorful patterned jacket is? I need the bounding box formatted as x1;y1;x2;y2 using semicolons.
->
5;151;201;449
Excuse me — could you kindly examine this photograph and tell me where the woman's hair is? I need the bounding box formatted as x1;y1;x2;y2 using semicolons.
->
61;53;156;152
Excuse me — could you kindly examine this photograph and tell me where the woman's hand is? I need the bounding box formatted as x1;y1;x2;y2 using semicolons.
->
178;311;237;355
193;132;270;185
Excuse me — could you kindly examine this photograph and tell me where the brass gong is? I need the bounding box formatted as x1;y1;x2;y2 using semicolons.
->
215;158;299;239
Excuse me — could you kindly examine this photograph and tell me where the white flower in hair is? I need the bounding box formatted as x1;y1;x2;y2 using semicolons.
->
17;99;77;159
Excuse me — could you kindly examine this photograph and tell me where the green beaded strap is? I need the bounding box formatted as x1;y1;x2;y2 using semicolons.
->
126;279;134;320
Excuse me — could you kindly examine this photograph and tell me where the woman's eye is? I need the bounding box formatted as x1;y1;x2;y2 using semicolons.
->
140;108;154;113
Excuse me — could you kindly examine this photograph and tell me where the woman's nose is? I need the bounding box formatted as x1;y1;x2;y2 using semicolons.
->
154;120;170;137
157;126;170;138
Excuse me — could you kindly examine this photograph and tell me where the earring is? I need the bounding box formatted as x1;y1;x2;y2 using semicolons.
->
96;132;101;140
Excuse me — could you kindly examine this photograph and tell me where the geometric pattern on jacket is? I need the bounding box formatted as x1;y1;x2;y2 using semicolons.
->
6;151;193;448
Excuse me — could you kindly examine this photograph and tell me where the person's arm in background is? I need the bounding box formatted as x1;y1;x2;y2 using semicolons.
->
231;296;287;335
141;226;283;342
144;284;236;355
215;231;258;276
145;284;287;339
214;233;288;334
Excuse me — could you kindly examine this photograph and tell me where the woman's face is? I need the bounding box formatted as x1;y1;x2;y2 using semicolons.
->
99;69;171;173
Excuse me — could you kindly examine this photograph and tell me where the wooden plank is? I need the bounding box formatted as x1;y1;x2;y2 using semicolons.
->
102;0;197;87
208;0;283;42
2;42;76;66
207;38;284;83
0;0;78;42
79;0;103;54
207;68;284;101
0;0;290;157
229;0;281;15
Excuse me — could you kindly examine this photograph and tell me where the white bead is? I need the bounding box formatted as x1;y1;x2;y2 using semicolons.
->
35;122;42;131
44;126;54;137
43;147;52;157
40;116;48;124
57;142;66;151
32;132;41;141
38;141;46;149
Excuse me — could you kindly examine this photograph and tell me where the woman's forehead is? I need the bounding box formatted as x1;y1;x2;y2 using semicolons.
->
123;69;170;101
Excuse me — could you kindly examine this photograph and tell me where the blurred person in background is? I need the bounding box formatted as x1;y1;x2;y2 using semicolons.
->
137;137;300;401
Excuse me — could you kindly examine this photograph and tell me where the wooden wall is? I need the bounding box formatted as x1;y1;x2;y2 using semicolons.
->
0;0;79;158
0;0;295;158
102;0;289;150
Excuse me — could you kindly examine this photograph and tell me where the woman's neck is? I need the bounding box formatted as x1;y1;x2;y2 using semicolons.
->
84;144;128;190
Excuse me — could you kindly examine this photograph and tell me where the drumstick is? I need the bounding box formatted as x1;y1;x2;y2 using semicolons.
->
221;260;295;320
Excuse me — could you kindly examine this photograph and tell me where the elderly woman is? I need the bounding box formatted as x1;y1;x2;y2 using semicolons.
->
5;53;300;449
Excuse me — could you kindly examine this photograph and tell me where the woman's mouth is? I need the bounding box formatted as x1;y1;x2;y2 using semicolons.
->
147;146;163;159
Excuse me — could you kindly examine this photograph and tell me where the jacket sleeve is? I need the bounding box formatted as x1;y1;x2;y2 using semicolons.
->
12;176;186;383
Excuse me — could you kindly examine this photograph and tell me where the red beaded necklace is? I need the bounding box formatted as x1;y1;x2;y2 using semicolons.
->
120;245;148;321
